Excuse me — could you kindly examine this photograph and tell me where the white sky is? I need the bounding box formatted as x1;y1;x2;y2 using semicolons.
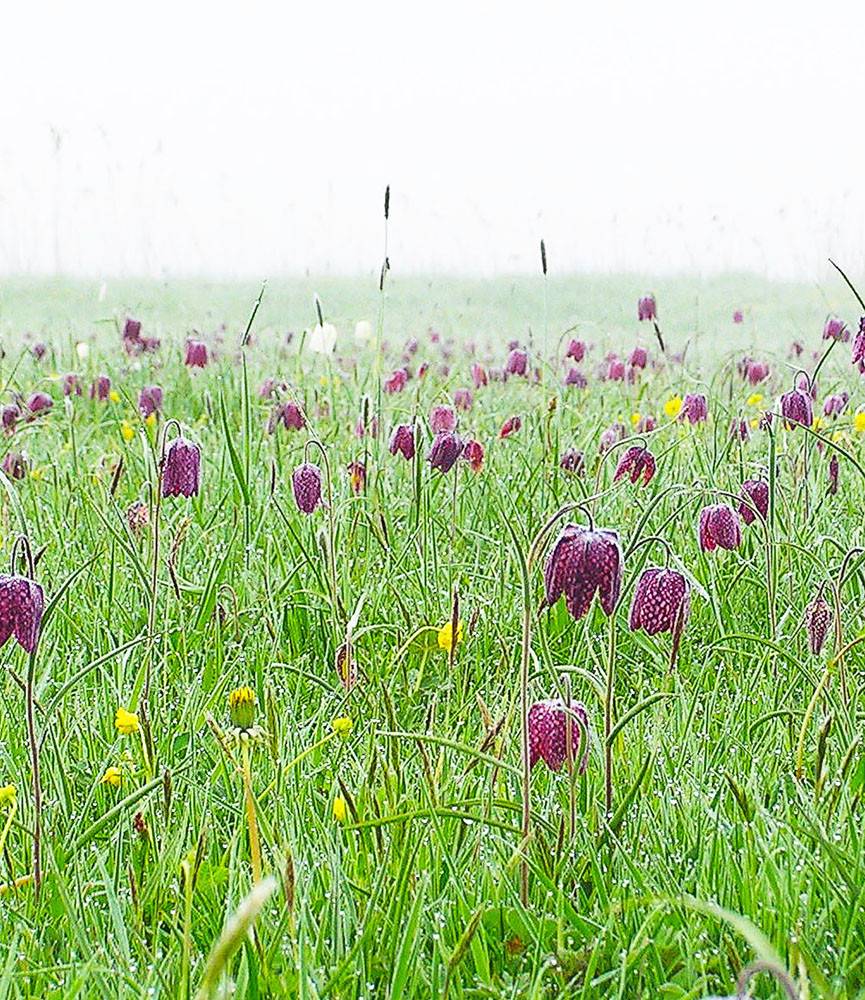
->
2;0;865;279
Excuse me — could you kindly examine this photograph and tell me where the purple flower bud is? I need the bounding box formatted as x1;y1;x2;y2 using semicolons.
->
559;448;585;475
430;406;457;434
738;479;769;525
389;424;415;460
471;363;488;388
564;367;587;388
566;339;586;361
162;437;201;498
636;415;656;433
528;699;590;772
544;524;622;620
184;339;209;368
852;318;865;367
746;361;770;385
613;445;656;486
779;387;813;429
828;454;839;495
629;346;648;369
804;590;832;655
63;373;82;397
138;386;163;418
505;348;528;377
427;431;463;473
679;393;708;424
453;388;473;411
31;342;47;361
698;504;741;551
823;392;849;418
629;567;690;641
733;309;744;324
823;314;849;342
90;375;111;402
268;401;305;434
1;404;19;434
637;295;656;321
2;452;27;480
384;369;408;394
26;392;53;417
499;415;521;439
292;462;323;513
0;574;45;653
124;317;142;342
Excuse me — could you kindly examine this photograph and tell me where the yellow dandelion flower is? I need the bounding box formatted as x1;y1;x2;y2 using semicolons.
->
29;468;43;481
115;707;139;735
145;413;157;428
746;393;763;407
331;716;353;738
228;686;256;730
437;620;463;654
663;395;682;418
100;766;122;788
109;390;121;403
120;421;135;443
630;412;641;427
832;430;844;443
332;796;347;822
749;418;760;429
854;412;865;434
812;416;825;432
0;784;16;809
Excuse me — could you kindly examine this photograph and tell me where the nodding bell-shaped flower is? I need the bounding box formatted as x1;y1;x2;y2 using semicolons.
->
629;346;648;369
292;462;323;513
559;448;585;475
613;445;656;486
63;373;81;397
738;479;769;525
430;405;456;434
599;422;627;454
804;588;832;655
564;367;587;388
427;431;463;473
471;362;488;388
828;453;839;495
823;314;849;342
606;359;626;381
733;309;744;323
462;439;484;473
505;347;528;377
823;392;849;418
745;361;769;385
779;386;813;429
347;460;366;494
90;375;111;402
453;388;473;411
543;524;623;621
499;415;521;439
268;401;305;434
126;500;149;535
31;342;47;361
698;504;741;551
852;318;865;367
1;404;20;434
566;338;586;361
162;437;201;498
0;573;44;654
138;386;163;418
184;339;209;368
384;368;408;394
679;393;708;425
629;567;690;645
2;453;27;480
637;294;656;321
26;392;53;418
389;424;415;461
528;699;590;772
729;418;749;442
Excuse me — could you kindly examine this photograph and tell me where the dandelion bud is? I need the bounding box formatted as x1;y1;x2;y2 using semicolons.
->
738;479;768;525
543;524;622;620
389;424;415;460
292;462;323;513
528;699;589;772
427;431;463;473
804;590;832;655
698;504;741;551
228;686;257;731
613;445;656;486
162;437;201;498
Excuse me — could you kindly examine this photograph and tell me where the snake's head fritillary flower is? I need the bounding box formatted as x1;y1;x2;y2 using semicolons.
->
528;699;590;772
606;359;626;382
629;567;690;643
733;309;744;324
31;342;47;362
347;460;366;494
851;318;865;367
138;386;163;418
427;431;463;473
566;338;586;362
1;404;19;434
124;317;142;342
384;368;408;394
258;377;277;399
796;372;817;400
564;367;587;388
404;336;419;356
824;452;844;497
292;462;323;513
62;374;81;397
779;387;813;429
559;448;585;475
823;392;849;418
679;393;708;424
430;405;456;434
162;437;201;498
26;392;53;418
544;524;622;620
629;346;648;369
636;415;656;433
0;574;45;653
126;500;149;534
463;439;484;472
729;418;750;442
2;453;27;480
637;294;656;322
184;339;209;368
613;445;656;486
789;340;804;358
698;504;741;551
90;375;111;402
738;480;768;525
823;314;849;342
268;401;305;434
804;589;832;655
746;361;769;385
115;707;140;735
471;362;488;388
598;423;626;454
499;415;521;439
454;388;473;411
505;348;528;377
417;361;430;379
389;424;415;460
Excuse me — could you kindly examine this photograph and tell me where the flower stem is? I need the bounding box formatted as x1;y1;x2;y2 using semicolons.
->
241;741;262;884
604;612;617;814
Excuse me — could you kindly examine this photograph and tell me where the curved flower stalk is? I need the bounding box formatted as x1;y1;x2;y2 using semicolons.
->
299;437;340;632
627;535;690;671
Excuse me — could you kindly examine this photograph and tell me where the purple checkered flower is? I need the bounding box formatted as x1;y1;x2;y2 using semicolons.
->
698;504;741;551
427;431;463;473
268;401;305;434
629;568;690;650
389;424;415;461
138;386;163;418
2;453;27;480
184;339;209;368
738;479;769;525
90;375;111;402
564;367;587;388
637;295;656;321
162;437;201;498
528;699;590;772
292;462;323;513
566;338;586;361
544;524;622;620
679;393;708;425
63;374;82;397
779;387;813;429
471;363;488;388
629;346;648;369
430;405;456;434
1;404;19;434
0;573;45;654
559;448;585;475
26;392;53;418
852;318;865;367
505;348;528;377
823;314;849;342
613;445;656;486
823;392;849;418
804;589;832;655
453;388;473;411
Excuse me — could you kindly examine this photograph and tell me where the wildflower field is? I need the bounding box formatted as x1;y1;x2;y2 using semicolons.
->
1;269;865;999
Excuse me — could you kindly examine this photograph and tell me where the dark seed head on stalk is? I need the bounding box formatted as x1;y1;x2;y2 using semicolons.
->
528;699;589;772
384;184;390;220
543;524;622;620
292;462;323;513
828;453;839;495
629;567;690;638
540;239;547;276
738;479;768;525
698;504;741;551
804;589;832;655
162;437;201;498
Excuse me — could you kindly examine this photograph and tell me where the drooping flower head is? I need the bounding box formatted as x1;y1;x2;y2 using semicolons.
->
733;309;744;324
389;424;415;461
1;405;19;435
499;415;521;439
852;318;865;367
606;359;626;381
453;388;473;411
184;339;209;368
63;373;82;397
738;479;769;525
90;375;111;402
505;347;528;377
2;452;27;480
828;453;839;495
384;368;408;394
629;567;690;646
804;588;832;656
823;392;849;418
427;431;463;473
564;367;587;388
162;437;201;498
347;460;366;494
698;504;741;551
26;392;53;418
0;572;44;654
637;294;656;322
138;386;163;419
559;448;585;475
292;462;323;513
779;386;813;429
543;524;622;620
430;405;457;434
613;445;656;486
823;314;849;342
598;422;627;454
745;361;770;385
566;338;586;362
462;439;484;473
471;363;488;388
629;346;648;369
528;699;590;772
679;393;708;425
31;342;47;362
729;418;750;442
268;401;305;434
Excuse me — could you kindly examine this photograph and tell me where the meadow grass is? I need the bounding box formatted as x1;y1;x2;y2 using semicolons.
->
0;273;863;998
